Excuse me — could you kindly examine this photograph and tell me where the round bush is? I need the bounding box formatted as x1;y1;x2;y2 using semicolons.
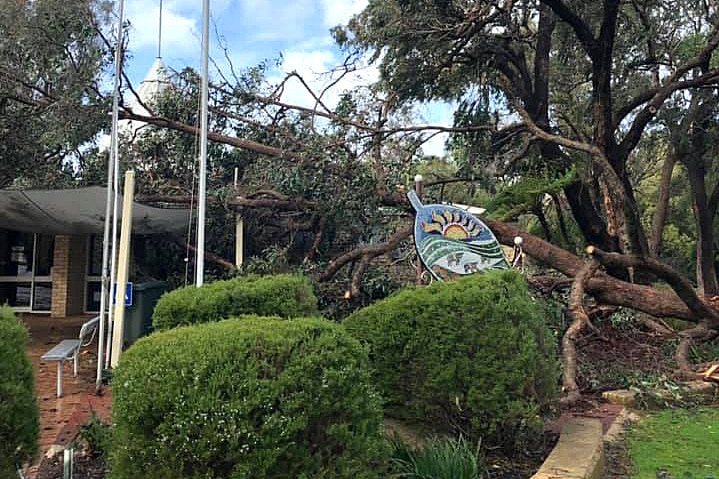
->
0;306;39;474
152;274;318;331
111;316;388;479
343;270;558;451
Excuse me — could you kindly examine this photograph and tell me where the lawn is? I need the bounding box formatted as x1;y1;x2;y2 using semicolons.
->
628;407;719;479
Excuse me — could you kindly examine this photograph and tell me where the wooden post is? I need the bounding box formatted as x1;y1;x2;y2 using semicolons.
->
110;171;135;368
235;216;244;268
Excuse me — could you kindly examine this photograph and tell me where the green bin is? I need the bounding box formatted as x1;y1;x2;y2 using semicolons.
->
123;280;168;346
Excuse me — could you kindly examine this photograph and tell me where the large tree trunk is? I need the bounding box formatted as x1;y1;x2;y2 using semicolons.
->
563;180;619;252
486;219;716;323
650;152;677;256
687;166;719;296
678;91;719;296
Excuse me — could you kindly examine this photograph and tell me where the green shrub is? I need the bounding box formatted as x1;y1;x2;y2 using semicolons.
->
0;306;39;474
343;270;558;452
152;274;318;330
111;316;388;479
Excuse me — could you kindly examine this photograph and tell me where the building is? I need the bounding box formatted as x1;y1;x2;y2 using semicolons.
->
0;187;188;317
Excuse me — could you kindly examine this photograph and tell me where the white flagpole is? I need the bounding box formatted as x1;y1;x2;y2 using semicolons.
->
196;0;210;287
97;0;125;392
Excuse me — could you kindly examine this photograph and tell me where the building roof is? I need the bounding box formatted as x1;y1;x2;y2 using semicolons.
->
0;187;190;235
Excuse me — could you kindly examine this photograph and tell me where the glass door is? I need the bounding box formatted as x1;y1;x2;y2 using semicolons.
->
0;230;54;312
32;234;54;312
85;235;102;313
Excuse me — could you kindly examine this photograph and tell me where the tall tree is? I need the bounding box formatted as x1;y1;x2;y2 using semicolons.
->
336;0;719;264
0;0;110;187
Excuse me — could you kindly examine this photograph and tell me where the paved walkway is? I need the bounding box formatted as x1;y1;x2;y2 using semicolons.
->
21;314;112;478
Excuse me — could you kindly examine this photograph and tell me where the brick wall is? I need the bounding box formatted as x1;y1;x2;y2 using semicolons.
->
51;235;87;318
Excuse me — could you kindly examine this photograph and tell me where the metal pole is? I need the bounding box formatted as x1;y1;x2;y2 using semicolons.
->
195;0;210;287
105;99;122;369
157;0;163;59
97;0;125;391
414;174;424;285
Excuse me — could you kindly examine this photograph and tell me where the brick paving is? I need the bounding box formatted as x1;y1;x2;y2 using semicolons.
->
20;314;112;478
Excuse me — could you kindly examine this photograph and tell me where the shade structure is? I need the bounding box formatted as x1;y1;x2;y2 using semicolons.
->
0;187;189;235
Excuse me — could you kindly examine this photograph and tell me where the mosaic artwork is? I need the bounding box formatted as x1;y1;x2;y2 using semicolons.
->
408;190;509;281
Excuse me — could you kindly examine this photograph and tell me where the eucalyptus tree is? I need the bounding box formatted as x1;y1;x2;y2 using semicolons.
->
336;0;719;265
0;0;112;187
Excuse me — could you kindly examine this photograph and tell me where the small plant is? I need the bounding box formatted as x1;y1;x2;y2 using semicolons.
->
390;436;485;479
80;413;110;458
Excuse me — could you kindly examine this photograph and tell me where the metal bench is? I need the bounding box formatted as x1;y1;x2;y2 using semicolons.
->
41;316;99;398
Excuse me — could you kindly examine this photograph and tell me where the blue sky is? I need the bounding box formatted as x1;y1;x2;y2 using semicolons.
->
122;0;451;156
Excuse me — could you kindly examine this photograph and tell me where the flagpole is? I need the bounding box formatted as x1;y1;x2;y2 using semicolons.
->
196;0;210;287
97;0;125;393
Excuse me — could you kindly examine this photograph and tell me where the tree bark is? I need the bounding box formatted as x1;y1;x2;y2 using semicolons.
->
561;259;600;406
675;322;718;380
650;152;677;256
586;246;719;327
487;220;714;322
687;165;719;296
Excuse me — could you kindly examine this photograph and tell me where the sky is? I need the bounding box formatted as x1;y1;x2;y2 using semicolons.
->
120;0;451;156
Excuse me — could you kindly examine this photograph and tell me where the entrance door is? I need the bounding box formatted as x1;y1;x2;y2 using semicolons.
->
0;230;54;312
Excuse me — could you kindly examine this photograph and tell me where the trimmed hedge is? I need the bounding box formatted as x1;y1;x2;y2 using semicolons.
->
152;274;318;330
0;306;39;474
111;316;388;479
343;270;558;451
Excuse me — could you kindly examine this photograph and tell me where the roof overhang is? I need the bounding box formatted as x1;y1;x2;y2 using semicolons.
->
0;187;190;235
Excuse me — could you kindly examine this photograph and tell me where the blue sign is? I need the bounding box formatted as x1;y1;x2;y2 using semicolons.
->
112;282;133;307
408;190;508;281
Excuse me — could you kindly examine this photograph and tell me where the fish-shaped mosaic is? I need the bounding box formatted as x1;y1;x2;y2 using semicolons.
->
408;190;509;281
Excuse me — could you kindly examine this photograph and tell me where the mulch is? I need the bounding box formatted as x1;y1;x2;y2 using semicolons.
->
36;450;107;479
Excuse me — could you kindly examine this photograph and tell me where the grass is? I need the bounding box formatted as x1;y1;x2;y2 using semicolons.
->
628;407;719;479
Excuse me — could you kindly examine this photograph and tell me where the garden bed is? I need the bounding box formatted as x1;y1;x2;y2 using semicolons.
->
36;449;107;479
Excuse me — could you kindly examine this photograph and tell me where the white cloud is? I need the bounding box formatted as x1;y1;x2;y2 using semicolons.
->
237;0;316;41
422;133;449;158
125;0;198;56
319;0;367;27
269;48;378;112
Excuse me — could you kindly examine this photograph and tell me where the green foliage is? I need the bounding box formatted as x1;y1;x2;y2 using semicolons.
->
111;316;388;479
152;274;319;330
0;306;39;474
390;436;485;479
487;169;577;222
628;407;719;479
79;413;111;458
343;270;559;452
0;0;110;188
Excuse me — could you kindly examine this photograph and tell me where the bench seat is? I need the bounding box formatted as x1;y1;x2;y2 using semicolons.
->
42;339;81;361
41;316;99;398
